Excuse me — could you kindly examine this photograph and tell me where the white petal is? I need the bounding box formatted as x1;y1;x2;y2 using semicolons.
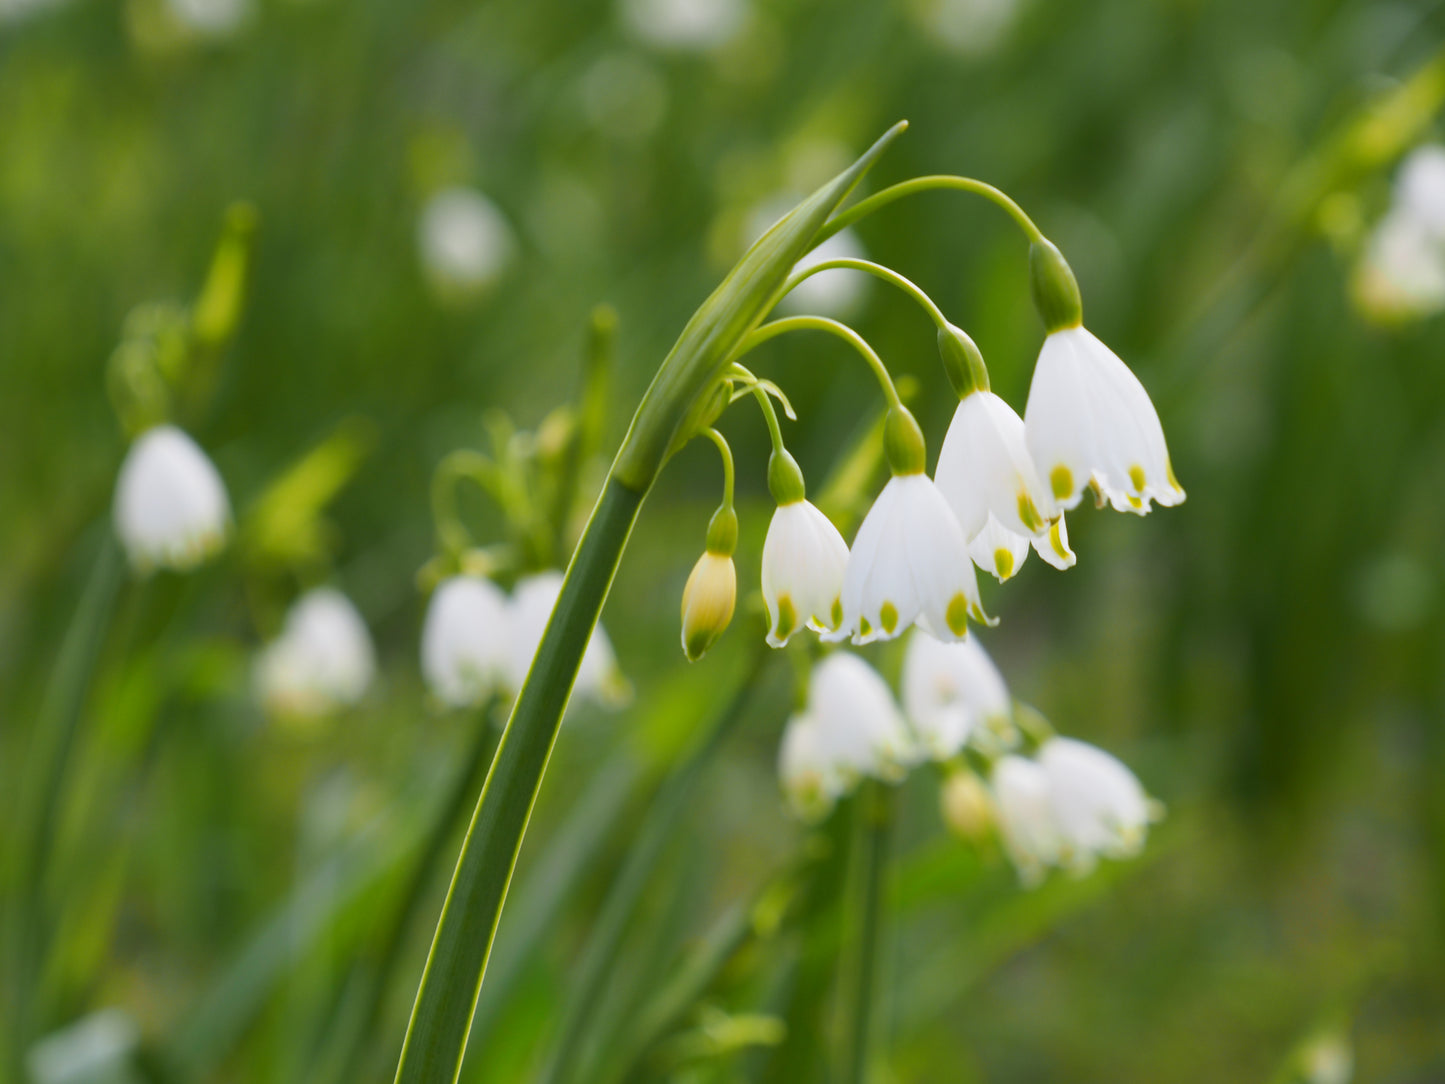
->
1396;144;1445;240
1030;514;1077;570
1039;736;1152;865
421;575;512;708
761;500;849;646
990;754;1063;885
807;652;917;782
113;425;231;572
255;588;375;719
778;712;841;821
967;514;1031;582
935;390;1057;540
901;629;1011;764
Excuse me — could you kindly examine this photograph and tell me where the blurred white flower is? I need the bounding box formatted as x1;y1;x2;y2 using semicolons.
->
1300;1033;1354;1084
418;187;516;297
989;753;1063;886
748;198;869;319
1395;144;1445;241
1024;326;1185;515
256;588;375;721
113;424;231;573
619;0;745;52
825;473;987;645
509;571;628;707
935;385;1071;581
901;630;1012;760
807;651;918;784
778;713;839;821
760;498;849;646
27;1009;138;1084
421;575;512;709
911;0;1023;58
1037;736;1154;871
1353;207;1445;322
165;0;250;37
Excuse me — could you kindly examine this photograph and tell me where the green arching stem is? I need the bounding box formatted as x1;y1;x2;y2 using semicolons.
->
818;175;1045;246
701;427;735;511
780;258;949;329
734;316;902;410
431;450;502;560
746;382;787;456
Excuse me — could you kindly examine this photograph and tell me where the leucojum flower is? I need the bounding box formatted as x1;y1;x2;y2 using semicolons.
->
255;587;376;721
113;424;231;572
421;574;513;709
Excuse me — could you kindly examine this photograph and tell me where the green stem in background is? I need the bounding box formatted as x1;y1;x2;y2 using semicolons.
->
5;533;125;1069
818;175;1045;246
535;646;772;1084
549;305;618;562
734;316;903;410
393;122;906;1084
843;782;893;1084
780;258;949;329
430;449;503;562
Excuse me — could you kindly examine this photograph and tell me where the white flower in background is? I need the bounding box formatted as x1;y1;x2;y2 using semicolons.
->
913;0;1023;58
1037;736;1154;870
761;498;849;646
826;474;988;645
255;588;375;720
1023;326;1185;515
0;0;68;26
1395;144;1445;241
420;575;512;709
1299;1033;1354;1084
797;652;917;791
780;228;869;318
778;713;841;821
510;571;628;707
901;630;1013;760
1353;208;1445;321
27;1008;139;1084
113;424;231;573
989;754;1063;886
418;187;516;297
935;387;1074;581
619;0;745;52
679;550;736;662
166;0;250;37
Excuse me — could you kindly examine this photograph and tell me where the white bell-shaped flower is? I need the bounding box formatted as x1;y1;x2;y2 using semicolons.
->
826;474;988;645
510;571;628;707
901;630;1012;760
1353;207;1445;321
418;187;516;297
964;512;1077;582
1024;326;1185;516
989;754;1063;886
255;588;375;720
1396;144;1445;241
1037;736;1154;870
807;651;917;785
420;575;512;709
761;499;850;646
777;713;843;821
113;425;231;573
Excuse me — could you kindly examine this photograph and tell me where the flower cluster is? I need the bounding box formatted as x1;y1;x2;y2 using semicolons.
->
1354;144;1445;322
780;632;1158;885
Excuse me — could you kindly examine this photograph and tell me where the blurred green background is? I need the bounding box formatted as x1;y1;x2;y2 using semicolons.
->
3;0;1445;1080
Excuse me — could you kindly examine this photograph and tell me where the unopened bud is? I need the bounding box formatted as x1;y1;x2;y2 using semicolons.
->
1028;239;1083;333
680;550;736;662
941;769;996;844
937;322;990;398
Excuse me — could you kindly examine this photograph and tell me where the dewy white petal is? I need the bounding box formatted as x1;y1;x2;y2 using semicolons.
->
990;754;1064;886
510;570;627;707
966;514;1031;583
935;389;1057;541
1038;736;1153;868
902;629;1012;761
420;575;512;709
778;712;842;821
807;652;917;783
1395;144;1445;241
833;474;985;645
418;187;516;296
1024;326;1184;516
255;588;375;720
761;499;849;646
113;425;231;573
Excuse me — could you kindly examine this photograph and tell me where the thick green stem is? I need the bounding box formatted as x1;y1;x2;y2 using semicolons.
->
843;782;893;1084
818;175;1045;245
394;478;645;1084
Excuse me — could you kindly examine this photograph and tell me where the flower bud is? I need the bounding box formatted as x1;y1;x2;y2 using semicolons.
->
1028;239;1083;333
883;405;927;476
936;322;989;398
680;550;736;661
940;769;996;845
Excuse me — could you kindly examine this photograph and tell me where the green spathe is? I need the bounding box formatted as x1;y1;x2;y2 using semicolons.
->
393;122;908;1084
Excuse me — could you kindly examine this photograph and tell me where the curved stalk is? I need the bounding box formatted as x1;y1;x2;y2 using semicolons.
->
819;175;1045;245
734;316;903;409
780;258;949;329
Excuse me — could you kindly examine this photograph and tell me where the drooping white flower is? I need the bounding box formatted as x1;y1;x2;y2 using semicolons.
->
420;575;512;709
989;754;1063;886
255;588;375;720
1395;144;1445;241
619;0;745;52
418;187;516;297
113;424;231;573
1353;207;1445;321
1037;736;1154;870
510;571;628;707
761;499;849;646
1023;326;1185;516
826;474;988;645
804;652;917;787
935;388;1074;580
778;713;841;821
680;550;736;661
901;630;1012;760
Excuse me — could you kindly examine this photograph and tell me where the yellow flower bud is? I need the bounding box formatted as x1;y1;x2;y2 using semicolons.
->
940;769;995;845
680;551;736;662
